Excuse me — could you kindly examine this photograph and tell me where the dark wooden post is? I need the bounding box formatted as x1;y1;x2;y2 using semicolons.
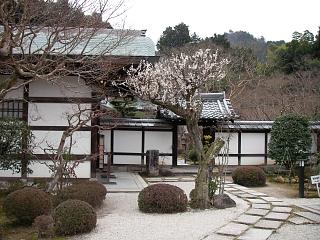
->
146;150;159;177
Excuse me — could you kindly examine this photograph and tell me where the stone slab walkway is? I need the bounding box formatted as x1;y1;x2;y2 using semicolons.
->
100;172;148;192
213;183;320;240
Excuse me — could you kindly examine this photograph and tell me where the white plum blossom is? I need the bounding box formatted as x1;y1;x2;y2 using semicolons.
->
124;48;229;119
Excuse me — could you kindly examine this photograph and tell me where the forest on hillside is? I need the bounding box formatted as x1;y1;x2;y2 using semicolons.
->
156;23;320;120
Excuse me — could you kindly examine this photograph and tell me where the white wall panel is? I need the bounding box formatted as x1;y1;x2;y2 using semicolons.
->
241;133;265;154
0;170;21;177
28;103;91;126
114;130;142;152
28;160;91;178
216;156;238;166
241;157;265;165
113;155;141;164
216;132;238;154
145;131;172;153
32;130;91;154
29;77;91;98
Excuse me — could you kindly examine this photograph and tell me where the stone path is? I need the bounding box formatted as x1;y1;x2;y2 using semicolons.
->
214;183;320;240
100;172;148;192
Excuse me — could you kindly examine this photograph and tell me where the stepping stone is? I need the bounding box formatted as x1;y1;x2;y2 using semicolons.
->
272;207;292;213
252;204;271;210
234;186;249;190
246;208;269;216
271;202;291;207
238;228;273;240
265;212;290;221
244;191;267;196
254;219;283;229
231;191;247;195
260;196;282;202
237;193;256;198
294;211;320;223
288;216;314;225
216;222;249;236
247;198;267;204
234;214;261;225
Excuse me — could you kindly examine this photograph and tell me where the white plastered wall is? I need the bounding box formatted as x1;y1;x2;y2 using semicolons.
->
241;133;265;165
145;131;172;165
28;160;91;178
29;77;91;98
28;103;91;126
100;129;173;165
32;130;91;155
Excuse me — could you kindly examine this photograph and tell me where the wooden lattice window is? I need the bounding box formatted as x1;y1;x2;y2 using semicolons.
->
0;100;24;119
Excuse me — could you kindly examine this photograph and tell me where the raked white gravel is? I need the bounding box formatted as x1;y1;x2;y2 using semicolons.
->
69;182;249;240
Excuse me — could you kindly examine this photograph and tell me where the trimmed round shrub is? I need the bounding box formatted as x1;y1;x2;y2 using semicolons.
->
33;215;54;238
232;166;266;187
54;181;106;208
138;184;188;213
53;199;97;236
74;181;107;200
3;187;52;224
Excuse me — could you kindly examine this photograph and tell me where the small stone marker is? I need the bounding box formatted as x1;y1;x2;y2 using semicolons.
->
216;223;249;236
146;150;159;177
310;175;320;197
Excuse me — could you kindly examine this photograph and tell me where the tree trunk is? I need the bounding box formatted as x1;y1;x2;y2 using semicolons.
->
186;118;209;209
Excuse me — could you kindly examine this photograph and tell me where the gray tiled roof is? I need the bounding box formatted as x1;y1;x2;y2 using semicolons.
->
220;121;320;130
159;92;237;121
0;26;155;57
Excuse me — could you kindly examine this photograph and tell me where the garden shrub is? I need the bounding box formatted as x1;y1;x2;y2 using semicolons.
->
188;148;199;164
6;179;26;194
53;199;97;236
3;187;52;224
268;114;312;172
54;181;106;208
232;166;266;187
33;215;54;238
32;179;49;191
138;184;188;213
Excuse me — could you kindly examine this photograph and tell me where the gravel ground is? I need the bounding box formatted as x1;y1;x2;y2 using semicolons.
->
69;182;249;240
269;224;320;240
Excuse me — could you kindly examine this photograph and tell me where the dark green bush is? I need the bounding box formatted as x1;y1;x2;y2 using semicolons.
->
188;148;199;164
53;199;97;236
33;215;54;238
3;187;52;224
232;166;266;187
138;184;188;213
54;181;106;208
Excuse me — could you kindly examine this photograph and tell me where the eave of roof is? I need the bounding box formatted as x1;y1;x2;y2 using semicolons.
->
158;92;238;124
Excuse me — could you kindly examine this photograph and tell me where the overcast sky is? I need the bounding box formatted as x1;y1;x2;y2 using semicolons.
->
117;0;319;45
